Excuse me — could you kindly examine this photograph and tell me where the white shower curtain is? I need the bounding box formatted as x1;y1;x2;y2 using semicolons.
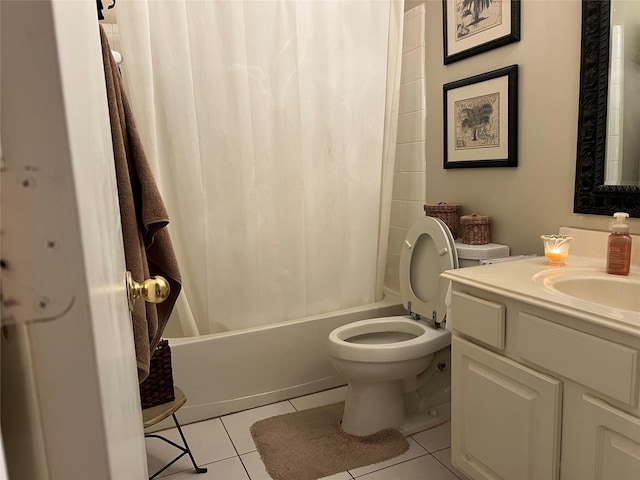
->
117;0;403;335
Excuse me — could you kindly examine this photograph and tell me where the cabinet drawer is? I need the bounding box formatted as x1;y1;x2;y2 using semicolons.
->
516;313;638;405
451;291;505;349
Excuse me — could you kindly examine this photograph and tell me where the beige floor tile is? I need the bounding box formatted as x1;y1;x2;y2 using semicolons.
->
411;421;451;452
145;417;236;478
163;457;250;479
355;454;458;480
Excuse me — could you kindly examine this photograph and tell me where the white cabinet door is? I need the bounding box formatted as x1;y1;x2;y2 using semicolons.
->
1;1;147;478
451;336;562;480
562;388;640;480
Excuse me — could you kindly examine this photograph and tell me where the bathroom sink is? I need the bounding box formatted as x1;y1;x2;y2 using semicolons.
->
533;269;640;312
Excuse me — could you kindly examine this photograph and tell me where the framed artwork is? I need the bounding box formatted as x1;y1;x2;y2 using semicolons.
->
443;0;521;64
443;65;518;169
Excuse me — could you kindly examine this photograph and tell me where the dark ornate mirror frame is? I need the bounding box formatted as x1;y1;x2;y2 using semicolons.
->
574;0;640;218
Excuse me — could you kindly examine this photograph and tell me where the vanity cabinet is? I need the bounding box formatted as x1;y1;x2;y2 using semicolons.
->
562;386;640;480
446;276;640;480
452;337;562;480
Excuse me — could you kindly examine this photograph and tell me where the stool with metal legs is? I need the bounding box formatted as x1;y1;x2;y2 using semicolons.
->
142;386;207;480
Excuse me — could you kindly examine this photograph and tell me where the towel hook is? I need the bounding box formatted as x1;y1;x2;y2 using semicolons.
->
96;0;116;20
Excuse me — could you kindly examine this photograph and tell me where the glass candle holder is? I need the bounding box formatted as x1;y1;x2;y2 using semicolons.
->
541;235;574;266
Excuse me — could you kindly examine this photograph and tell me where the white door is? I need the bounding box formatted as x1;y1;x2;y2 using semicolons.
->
1;0;147;478
451;336;562;480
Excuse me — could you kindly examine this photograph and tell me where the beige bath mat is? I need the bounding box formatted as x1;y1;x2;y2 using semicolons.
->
250;401;409;480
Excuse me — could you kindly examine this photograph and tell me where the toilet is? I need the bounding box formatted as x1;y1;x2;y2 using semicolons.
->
328;216;509;437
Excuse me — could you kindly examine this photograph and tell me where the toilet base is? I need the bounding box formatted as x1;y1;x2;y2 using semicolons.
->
401;347;451;434
341;380;405;437
340;381;451;437
339;347;452;437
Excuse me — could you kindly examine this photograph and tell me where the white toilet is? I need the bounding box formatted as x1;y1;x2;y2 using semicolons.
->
328;216;508;437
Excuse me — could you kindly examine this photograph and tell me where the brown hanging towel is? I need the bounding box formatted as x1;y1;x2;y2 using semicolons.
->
99;25;182;382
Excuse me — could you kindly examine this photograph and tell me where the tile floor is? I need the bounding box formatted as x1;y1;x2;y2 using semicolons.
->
145;387;468;480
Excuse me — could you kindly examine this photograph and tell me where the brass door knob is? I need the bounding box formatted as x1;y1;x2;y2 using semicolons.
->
126;271;170;310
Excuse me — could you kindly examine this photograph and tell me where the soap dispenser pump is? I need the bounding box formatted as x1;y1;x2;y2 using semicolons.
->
607;212;632;276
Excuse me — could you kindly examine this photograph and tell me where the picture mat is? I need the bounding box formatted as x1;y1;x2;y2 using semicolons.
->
446;75;509;163
445;0;513;57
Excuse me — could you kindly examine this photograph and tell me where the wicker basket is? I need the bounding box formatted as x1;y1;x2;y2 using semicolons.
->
461;214;490;245
424;203;461;238
139;339;175;409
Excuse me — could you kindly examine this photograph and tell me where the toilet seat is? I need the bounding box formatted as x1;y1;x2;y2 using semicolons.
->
328;316;450;362
399;217;458;324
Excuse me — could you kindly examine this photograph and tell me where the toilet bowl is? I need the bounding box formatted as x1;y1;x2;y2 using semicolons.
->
327;216;458;436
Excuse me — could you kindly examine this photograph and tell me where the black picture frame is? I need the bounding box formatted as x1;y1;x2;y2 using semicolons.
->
443;0;521;65
443;65;518;169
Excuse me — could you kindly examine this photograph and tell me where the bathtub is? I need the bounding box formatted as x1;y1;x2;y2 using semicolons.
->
159;293;404;428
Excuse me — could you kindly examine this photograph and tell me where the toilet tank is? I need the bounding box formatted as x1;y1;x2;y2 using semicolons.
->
455;241;510;268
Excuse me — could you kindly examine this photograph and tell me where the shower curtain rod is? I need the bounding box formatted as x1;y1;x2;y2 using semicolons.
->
96;0;116;21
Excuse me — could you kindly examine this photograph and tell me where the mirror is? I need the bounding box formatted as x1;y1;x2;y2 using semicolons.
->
574;0;640;217
605;0;640;187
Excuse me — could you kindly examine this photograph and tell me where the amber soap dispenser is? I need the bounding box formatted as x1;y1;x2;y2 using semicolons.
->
607;212;632;276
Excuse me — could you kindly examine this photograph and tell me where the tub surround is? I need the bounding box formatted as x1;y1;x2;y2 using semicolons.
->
385;3;427;294
442;231;639;480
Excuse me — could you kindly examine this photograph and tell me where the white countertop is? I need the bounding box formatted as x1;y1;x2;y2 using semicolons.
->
441;255;640;336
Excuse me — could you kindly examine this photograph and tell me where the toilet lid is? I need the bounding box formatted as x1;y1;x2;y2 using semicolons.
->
399;217;458;323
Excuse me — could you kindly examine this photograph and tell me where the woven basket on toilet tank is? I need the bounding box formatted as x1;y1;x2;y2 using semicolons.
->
461;214;490;245
424;203;460;238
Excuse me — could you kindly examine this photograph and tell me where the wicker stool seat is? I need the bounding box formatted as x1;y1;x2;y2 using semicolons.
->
142;386;207;479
